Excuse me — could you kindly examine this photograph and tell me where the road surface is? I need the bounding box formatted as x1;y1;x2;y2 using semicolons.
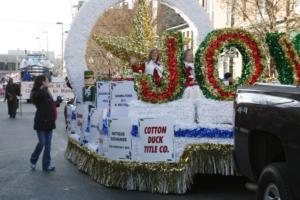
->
0;101;255;200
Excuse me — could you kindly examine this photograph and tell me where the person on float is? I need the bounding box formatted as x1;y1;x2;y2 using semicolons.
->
223;72;233;86
130;48;164;86
182;49;204;99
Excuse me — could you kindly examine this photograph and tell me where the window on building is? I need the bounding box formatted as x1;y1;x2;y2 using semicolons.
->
0;62;5;70
7;62;16;71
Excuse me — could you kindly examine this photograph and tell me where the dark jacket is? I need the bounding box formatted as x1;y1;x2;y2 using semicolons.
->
31;87;56;131
5;83;20;101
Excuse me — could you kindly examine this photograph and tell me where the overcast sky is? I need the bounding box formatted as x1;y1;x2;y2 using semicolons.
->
0;0;76;56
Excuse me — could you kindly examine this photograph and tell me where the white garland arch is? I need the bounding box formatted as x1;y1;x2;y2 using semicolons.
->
65;0;213;101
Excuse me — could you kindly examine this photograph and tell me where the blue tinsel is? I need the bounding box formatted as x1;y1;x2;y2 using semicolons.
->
174;128;234;138
130;125;233;139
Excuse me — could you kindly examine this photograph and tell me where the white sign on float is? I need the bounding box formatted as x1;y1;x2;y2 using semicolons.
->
96;81;110;110
86;107;101;144
110;81;137;118
98;108;110;155
20;82;34;99
21;81;74;100
138;118;175;163
107;118;132;160
75;113;83;142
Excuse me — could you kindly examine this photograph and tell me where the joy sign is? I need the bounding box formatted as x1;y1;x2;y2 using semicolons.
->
134;28;300;103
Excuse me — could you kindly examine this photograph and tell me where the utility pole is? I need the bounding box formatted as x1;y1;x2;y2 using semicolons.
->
43;31;49;58
56;22;64;75
229;0;236;75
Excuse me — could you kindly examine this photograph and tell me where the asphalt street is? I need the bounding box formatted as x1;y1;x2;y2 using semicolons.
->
0;101;256;200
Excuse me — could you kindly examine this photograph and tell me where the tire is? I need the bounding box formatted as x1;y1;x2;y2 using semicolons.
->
257;163;292;200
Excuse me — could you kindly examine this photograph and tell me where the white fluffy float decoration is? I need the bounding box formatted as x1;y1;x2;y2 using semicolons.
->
63;1;232;194
65;0;213;101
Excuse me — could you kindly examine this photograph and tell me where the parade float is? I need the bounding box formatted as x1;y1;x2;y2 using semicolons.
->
19;53;74;101
64;0;300;194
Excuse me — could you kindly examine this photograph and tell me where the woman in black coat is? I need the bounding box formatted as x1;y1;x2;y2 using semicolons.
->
30;75;57;171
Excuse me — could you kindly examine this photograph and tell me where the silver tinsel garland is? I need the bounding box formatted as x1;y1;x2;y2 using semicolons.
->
65;138;236;194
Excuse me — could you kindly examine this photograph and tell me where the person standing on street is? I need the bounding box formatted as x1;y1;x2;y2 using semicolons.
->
29;75;58;172
4;78;20;118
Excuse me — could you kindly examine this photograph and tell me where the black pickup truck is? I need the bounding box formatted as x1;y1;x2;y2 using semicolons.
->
234;83;300;200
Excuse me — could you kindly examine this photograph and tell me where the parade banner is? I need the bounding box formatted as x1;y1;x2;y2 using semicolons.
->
107;118;132;160
110;81;137;118
96;81;110;109
21;81;74;100
138;118;174;163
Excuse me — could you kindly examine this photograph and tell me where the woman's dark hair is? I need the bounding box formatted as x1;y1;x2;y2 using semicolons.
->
30;75;47;104
32;75;47;92
8;78;13;86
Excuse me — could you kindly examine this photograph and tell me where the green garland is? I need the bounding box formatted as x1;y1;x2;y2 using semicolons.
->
266;33;295;84
195;31;217;100
65;138;235;194
195;28;267;100
292;34;300;56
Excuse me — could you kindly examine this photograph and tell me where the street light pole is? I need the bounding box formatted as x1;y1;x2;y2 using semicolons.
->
43;31;49;58
56;22;64;75
35;37;41;52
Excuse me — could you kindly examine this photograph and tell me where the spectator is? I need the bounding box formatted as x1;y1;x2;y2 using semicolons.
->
29;75;61;172
4;78;20;118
